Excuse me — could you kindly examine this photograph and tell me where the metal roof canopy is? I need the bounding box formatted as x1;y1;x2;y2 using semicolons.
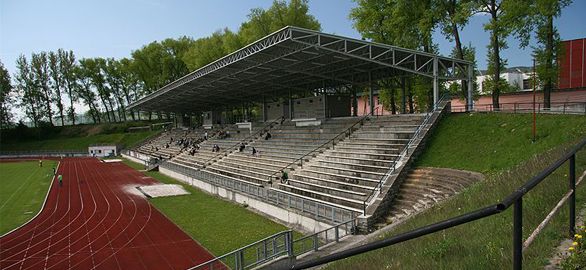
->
128;26;474;114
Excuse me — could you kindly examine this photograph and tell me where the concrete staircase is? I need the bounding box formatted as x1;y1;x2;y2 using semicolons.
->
380;167;484;226
277;115;425;213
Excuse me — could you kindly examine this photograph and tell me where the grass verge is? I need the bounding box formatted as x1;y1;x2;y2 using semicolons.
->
122;158;300;256
0;160;57;235
417;113;586;174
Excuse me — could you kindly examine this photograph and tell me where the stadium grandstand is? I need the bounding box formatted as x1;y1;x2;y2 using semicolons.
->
124;26;474;233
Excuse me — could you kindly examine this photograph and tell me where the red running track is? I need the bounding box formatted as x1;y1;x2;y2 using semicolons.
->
0;158;215;270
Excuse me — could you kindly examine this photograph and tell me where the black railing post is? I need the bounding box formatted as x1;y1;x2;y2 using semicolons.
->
569;154;576;237
513;198;523;270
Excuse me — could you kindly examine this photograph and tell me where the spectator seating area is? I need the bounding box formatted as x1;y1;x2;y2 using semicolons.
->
202;118;358;186
134;128;206;160
171;124;265;169
275;115;424;212
129;114;427;216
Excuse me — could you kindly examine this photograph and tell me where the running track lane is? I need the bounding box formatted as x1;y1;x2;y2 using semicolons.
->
0;158;216;270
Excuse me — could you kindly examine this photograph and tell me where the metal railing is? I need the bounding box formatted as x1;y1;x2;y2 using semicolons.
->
292;218;356;256
191;218;357;270
451;101;586;114
190;230;293;270
291;138;586;270
267;106;382;182
0;150;88;157
159;161;358;224
361;95;451;214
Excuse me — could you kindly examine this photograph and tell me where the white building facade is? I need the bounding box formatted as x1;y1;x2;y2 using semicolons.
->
88;145;119;157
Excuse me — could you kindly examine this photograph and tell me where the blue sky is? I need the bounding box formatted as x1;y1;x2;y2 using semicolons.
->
1;0;585;76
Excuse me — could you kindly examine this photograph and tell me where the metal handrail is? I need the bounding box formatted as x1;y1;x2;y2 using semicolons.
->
196;118;282;169
267;106;382;182
291;138;586;270
451;101;586;114
360;94;450;214
190;230;293;270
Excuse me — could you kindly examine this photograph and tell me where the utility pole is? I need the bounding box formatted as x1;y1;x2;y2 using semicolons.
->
532;58;537;143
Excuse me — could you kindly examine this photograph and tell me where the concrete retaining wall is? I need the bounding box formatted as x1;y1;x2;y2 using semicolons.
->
159;166;332;233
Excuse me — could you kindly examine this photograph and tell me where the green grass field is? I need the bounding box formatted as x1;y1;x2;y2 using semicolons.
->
122;159;300;256
325;113;586;269
417;113;586;173
0;160;57;235
1;131;158;151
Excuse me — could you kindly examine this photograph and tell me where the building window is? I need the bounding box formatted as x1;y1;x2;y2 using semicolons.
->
522;79;531;90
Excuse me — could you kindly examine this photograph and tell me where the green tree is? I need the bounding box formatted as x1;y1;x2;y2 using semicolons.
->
239;0;321;44
15;55;43;127
532;0;571;108
59;49;78;125
30;52;53;125
475;0;532;109
118;58;141;120
0;60;13;128
73;62;101;123
48;51;66;126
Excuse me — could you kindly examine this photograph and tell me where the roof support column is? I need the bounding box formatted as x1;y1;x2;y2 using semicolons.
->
352;86;358;117
467;64;474;111
433;57;439;110
288;90;293;119
369;72;374;115
262;96;267;122
401;77;407;114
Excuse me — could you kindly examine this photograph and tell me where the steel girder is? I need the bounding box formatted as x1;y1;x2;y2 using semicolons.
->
128;26;473;113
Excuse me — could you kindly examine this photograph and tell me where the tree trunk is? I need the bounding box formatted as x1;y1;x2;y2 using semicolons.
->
43;87;54;125
544;15;553;109
99;96;112;122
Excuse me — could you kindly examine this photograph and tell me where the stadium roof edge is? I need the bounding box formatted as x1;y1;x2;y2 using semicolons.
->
128;26;473;113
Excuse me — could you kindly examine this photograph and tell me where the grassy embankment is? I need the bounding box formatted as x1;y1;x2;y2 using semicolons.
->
2;132;157;151
1;122;159;151
122;159;300;256
325;113;586;269
0;160;58;235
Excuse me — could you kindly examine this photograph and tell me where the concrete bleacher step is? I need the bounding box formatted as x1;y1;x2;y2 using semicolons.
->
216;157;284;172
307;163;386;178
209;162;275;179
287;179;367;200
270;188;363;213
297;169;380;186
313;158;390;172
322;154;395;167
205;166;270;185
203;169;265;187
291;174;376;193
379;167;484;227
329;148;401;157
278;184;365;211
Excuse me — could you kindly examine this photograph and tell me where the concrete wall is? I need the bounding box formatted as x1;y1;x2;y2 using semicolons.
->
159;166;332;233
122;152;149;165
202;111;222;126
326;96;351;118
266;101;288;121
293;96;325;119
